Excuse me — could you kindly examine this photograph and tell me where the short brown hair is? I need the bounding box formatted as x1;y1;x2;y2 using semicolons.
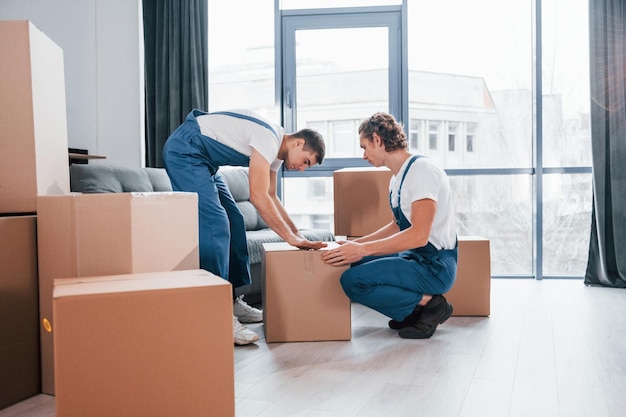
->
293;128;326;164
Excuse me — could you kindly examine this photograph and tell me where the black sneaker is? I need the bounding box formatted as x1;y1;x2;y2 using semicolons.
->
398;295;453;339
388;305;424;330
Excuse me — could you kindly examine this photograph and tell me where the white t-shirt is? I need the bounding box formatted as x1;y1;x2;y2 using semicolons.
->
196;110;285;171
389;156;457;250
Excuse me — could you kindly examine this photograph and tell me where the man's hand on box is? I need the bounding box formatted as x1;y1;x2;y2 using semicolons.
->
321;240;364;266
289;236;328;250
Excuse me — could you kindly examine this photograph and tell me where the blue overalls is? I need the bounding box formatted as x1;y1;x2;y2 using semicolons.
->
162;109;279;289
339;155;458;322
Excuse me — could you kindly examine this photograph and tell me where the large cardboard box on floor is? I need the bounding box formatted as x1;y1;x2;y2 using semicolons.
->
446;236;491;316
0;20;70;214
37;191;199;394
0;216;40;410
262;242;351;343
334;167;393;237
53;269;234;417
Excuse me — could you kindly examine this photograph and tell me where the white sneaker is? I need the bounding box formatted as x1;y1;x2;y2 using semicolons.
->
233;295;263;323
233;315;259;345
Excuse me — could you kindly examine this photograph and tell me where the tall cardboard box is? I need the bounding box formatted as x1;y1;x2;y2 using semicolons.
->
262;242;351;343
446;236;491;316
0;216;40;410
37;192;199;394
0;21;70;214
53;269;234;417
333;167;393;237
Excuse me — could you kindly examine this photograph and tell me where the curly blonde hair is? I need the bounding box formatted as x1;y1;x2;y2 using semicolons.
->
358;112;407;152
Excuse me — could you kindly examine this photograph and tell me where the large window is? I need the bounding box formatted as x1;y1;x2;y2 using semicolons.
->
208;0;592;279
207;0;278;120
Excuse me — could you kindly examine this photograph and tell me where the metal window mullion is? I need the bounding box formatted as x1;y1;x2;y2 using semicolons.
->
533;0;544;280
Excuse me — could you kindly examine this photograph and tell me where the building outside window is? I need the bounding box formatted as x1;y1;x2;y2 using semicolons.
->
448;122;458;152
409;119;421;151
428;121;440;151
466;123;476;153
330;120;358;157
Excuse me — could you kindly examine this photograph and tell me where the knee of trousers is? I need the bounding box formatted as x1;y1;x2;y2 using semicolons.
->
339;269;365;299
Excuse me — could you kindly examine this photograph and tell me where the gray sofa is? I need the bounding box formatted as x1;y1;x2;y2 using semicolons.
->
69;164;335;304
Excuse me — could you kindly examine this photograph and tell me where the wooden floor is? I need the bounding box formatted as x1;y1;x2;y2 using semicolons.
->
2;279;626;417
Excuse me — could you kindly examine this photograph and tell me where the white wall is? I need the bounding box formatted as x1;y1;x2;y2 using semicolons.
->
0;0;144;167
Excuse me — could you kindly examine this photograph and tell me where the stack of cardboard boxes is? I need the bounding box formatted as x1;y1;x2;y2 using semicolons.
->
0;215;40;410
1;21;235;416
0;20;71;410
333;166;491;317
37;191;201;395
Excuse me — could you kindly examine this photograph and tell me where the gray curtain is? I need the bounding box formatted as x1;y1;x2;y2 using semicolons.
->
585;0;626;287
143;0;208;168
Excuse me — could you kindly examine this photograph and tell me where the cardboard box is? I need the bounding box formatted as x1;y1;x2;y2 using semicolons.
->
446;236;491;316
262;242;351;343
0;215;40;409
37;192;199;394
333;167;393;237
53;269;234;417
0;20;70;214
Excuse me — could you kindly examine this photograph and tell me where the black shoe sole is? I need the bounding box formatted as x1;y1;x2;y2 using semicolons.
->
388;314;420;330
389;305;425;330
388;320;408;330
398;302;453;339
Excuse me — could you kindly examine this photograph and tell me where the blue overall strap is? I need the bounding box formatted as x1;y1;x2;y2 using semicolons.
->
395;155;421;208
211;111;280;141
389;155;422;230
389;155;422;209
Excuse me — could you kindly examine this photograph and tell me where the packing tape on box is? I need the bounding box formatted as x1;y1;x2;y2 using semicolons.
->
305;250;314;282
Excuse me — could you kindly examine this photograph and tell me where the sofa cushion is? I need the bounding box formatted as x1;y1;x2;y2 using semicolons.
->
237;201;264;231
70;165;155;193
217;166;249;201
218;166;268;231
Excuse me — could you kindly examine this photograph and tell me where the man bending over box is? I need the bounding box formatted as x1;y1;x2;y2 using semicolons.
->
163;109;327;345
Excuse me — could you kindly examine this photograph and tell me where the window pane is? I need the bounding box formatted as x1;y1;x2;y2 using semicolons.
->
408;0;532;169
543;173;592;276
208;0;278;119
451;175;533;276
295;26;389;141
282;177;334;230
541;0;591;167
330;120;359;158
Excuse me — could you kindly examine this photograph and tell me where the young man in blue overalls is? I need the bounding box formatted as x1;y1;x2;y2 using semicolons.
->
163;109;327;345
322;112;458;339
